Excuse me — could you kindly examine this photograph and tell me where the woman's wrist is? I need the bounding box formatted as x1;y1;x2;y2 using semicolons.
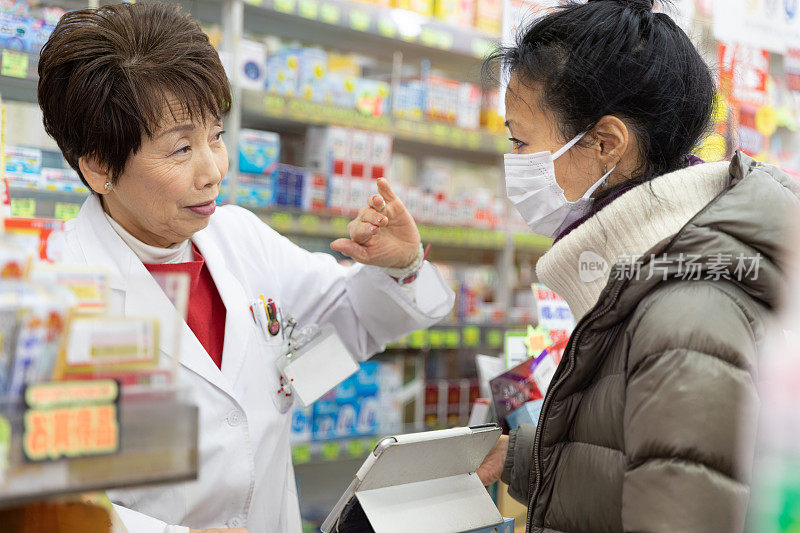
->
382;243;425;283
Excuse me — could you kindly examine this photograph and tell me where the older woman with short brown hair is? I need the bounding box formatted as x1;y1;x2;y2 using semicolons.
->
38;4;454;532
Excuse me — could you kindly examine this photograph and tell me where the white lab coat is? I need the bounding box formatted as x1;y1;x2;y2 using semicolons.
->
61;195;455;533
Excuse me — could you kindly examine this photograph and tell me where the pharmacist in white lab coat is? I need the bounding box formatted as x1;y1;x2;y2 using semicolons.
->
39;4;454;533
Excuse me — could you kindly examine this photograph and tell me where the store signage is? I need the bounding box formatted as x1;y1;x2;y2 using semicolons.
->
22;380;120;462
713;0;800;53
532;283;574;333
718;42;770;107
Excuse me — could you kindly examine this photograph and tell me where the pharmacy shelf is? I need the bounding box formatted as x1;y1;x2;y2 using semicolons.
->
239;0;498;64
8;185;88;219
0;387;198;507
241;90;508;159
386;323;519;352
0;50;40;104
6;186;552;254
291;435;382;465
250;206;551;254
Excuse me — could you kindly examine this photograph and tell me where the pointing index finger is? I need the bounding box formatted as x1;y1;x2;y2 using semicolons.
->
376;178;398;203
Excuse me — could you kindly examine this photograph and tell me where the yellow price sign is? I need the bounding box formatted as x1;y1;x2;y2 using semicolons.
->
292;444;311;464
298;0;319;19
274;0;296;14
319;3;341;24
321;441;341;461
2;50;28;79
377;17;397;38
349;10;370;32
269;212;293;231
10;198;35;218
55;202;81;221
346;439;366;458
462;326;481;347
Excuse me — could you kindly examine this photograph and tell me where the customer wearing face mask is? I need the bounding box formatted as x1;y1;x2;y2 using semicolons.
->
476;1;800;532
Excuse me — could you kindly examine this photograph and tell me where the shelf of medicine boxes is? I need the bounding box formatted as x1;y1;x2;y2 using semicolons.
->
291;434;385;466
6;186;553;254
237;0;499;63
0;386;198;507
250;205;551;254
8;185;89;220
241;90;509;159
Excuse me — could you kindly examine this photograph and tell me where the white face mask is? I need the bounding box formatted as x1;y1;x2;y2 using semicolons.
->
505;132;615;238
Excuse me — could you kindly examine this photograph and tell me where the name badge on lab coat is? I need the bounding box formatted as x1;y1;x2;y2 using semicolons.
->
251;296;359;409
275;323;359;408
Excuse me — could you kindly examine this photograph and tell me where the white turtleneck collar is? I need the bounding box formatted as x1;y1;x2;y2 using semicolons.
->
103;210;193;264
536;161;731;321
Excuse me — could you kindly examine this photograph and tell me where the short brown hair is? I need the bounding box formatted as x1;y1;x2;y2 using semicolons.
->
38;2;231;187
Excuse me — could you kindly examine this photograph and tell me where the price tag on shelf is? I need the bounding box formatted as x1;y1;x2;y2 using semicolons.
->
298;0;319;20
408;329;428;349
346;439;366;458
274;0;296;14
54;202;81;221
10;197;35;218
23;380;120;461
429;329;445;349
349;10;370;32
331;216;349;235
436;31;454;50
420;28;438;47
269;212;293;232
0;415;9;483
321;441;341;461
471;38;495;59
2;50;28;79
262;94;285;113
319;3;341;24
298;214;320;233
377;17;397;38
292;444;312;464
486;329;504;349
463;326;481;347
445;330;460;348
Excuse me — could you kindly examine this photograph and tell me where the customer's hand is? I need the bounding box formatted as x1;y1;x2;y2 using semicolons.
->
477;435;509;486
331;178;421;269
189;529;248;533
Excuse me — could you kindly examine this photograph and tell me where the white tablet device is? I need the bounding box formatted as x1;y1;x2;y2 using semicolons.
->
320;424;503;533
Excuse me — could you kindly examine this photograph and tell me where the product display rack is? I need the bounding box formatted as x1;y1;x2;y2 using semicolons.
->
0;386;199;507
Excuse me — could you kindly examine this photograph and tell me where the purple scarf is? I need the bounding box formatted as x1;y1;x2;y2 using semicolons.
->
553;155;706;243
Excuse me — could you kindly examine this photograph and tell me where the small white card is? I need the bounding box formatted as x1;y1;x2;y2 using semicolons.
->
276;324;358;407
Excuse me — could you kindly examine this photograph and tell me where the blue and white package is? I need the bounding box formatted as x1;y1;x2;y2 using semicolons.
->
238;129;280;176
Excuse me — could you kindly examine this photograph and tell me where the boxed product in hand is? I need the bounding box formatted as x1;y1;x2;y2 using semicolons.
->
298;47;328;102
490;348;558;432
266;48;301;97
238;129;281;176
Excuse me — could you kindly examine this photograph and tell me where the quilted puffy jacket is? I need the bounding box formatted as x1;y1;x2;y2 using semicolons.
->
501;153;800;533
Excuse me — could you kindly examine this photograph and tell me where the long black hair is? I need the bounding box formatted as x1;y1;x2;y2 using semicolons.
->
486;0;716;196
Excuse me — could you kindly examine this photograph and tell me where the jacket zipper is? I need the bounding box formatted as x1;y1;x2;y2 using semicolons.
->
526;278;627;533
